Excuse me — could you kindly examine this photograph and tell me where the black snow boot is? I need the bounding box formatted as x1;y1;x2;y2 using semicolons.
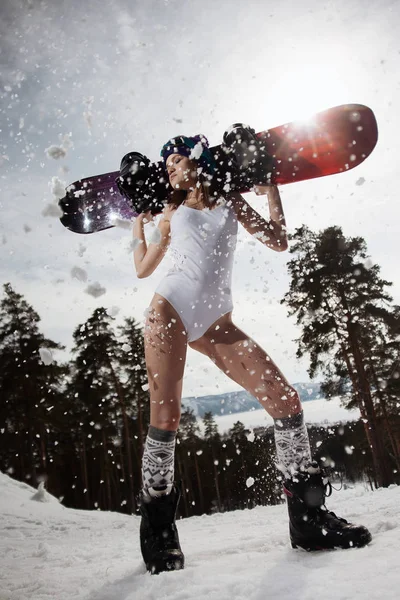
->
283;462;372;551
223;123;274;186
139;484;184;574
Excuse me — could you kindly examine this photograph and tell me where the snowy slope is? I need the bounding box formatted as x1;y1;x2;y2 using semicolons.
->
1;471;399;600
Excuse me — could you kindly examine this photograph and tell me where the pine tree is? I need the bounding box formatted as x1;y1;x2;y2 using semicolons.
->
203;411;222;511
117;316;149;512
282;225;400;486
203;411;220;442
68;308;125;510
118;317;149;457
225;421;250;508
176;407;201;516
0;283;64;487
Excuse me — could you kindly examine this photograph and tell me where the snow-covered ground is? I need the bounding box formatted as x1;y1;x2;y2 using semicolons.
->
1;471;399;600
213;397;360;434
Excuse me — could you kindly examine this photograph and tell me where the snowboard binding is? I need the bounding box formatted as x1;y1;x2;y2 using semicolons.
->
116;152;169;215
223;123;275;187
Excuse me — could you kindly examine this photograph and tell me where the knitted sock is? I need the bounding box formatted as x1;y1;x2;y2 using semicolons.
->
141;426;176;497
273;411;312;479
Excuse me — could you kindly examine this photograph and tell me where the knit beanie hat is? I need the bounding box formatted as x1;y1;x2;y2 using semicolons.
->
160;134;216;176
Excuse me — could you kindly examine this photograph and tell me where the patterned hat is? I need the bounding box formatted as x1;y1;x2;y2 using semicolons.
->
160;134;216;176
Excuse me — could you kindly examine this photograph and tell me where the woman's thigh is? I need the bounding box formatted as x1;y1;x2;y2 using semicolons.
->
144;293;188;430
189;316;301;419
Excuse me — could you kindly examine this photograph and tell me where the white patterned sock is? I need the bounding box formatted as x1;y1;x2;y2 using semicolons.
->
274;411;312;478
141;426;176;495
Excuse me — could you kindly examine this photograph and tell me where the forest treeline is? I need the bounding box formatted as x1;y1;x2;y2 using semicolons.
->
1;225;399;517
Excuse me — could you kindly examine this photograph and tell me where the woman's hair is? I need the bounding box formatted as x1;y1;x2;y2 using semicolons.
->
167;169;218;209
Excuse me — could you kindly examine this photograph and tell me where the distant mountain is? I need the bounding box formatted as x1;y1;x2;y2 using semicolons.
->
182;382;323;419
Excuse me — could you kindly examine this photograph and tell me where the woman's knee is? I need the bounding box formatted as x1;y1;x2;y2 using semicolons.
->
258;384;302;418
280;386;302;413
150;402;181;431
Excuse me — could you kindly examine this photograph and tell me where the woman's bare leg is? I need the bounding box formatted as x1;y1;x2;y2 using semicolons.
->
144;293;188;431
189;313;301;419
189;313;311;477
141;293;187;492
140;300;186;574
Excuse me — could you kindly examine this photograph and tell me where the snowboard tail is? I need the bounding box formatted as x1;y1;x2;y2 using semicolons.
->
59;103;378;234
263;103;378;185
59;171;134;234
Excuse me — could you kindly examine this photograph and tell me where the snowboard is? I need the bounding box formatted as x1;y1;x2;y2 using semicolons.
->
59;103;378;234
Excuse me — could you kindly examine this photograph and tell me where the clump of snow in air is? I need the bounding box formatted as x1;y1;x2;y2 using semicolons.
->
42;176;66;218
190;141;205;161
246;429;255;443
45;133;73;160
49;176;66;200
364;258;374;270
246;476;255;488
45;145;67;160
108;306;120;317
356;177;366;186
85;282;106;298
121;343;130;352
71;266;88;282
39;348;54;365
42;203;63;218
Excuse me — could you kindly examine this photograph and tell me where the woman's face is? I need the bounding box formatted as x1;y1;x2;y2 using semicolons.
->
166;153;197;190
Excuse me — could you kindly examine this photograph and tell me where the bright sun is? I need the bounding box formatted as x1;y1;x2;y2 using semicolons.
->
269;63;350;124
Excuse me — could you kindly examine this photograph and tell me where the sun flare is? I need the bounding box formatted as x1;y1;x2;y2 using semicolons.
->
271;63;350;125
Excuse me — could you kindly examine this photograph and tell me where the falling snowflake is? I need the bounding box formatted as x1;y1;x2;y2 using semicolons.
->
85;282;106;298
39;348;53;365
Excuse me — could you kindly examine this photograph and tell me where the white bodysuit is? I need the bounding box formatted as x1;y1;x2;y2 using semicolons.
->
155;198;238;342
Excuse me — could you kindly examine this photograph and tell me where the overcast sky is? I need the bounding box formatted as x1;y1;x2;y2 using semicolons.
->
1;0;399;397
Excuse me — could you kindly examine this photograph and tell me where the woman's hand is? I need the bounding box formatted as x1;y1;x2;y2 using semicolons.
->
253;183;276;196
137;210;155;224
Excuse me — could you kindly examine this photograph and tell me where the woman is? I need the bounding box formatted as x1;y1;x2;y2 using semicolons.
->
133;134;371;574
